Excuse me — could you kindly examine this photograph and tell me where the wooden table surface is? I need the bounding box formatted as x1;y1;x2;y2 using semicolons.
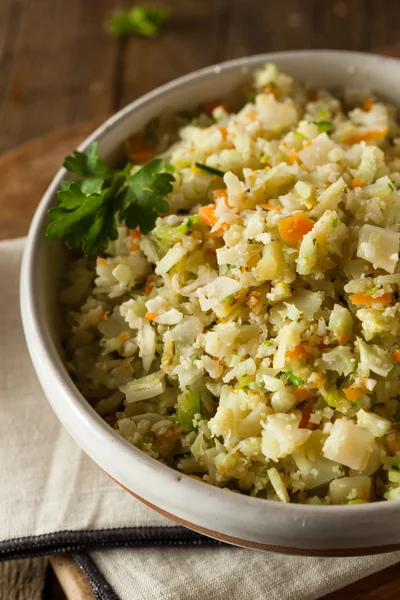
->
2;0;400;598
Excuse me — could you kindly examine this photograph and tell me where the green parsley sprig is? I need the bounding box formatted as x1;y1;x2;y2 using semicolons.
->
107;5;169;38
46;143;174;255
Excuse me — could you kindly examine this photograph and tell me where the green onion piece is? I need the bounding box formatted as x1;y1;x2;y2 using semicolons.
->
133;282;145;290
264;340;273;347
176;391;201;433
223;294;233;304
392;464;400;472
311;120;333;133
284;371;303;386
195;162;225;177
333;217;338;228
388;182;395;191
364;285;379;296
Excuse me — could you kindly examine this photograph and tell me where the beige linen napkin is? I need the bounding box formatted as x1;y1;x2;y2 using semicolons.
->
1;237;399;600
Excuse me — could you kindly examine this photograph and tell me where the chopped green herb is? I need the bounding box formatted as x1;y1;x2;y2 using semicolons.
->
264;340;273;347
164;163;176;173
388;182;395;191
223;294;233;304
312;120;333;133
194;162;225;177
107;5;169;38
350;400;358;407
247;93;256;103
259;472;269;477
392;465;400;472
333;216;338;228
176;391;201;433
46;144;174;255
133;282;145;290
284;371;303;386
364;285;379;296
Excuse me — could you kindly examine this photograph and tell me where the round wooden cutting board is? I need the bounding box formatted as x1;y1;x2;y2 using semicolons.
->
0;120;104;241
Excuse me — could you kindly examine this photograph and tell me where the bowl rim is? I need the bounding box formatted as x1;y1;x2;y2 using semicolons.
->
20;49;400;529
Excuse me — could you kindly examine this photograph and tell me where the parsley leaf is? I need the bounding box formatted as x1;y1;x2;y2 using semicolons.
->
121;159;174;234
63;143;113;179
46;146;174;255
107;5;169;38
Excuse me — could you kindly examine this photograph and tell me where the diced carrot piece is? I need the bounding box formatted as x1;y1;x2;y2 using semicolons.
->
215;188;228;200
295;388;314;402
219;126;228;138
202;100;230;115
392;349;400;363
260;203;282;211
338;332;350;346
144;278;153;296
145;312;157;321
350;292;391;306
129;135;153;164
218;465;228;474
286;344;306;359
118;331;129;343
311;372;326;389
278;213;315;245
129;229;141;239
351;178;366;188
199;204;218;228
303;140;312;148
97;257;107;265
343;387;363;401
299;407;312;428
342;126;388;145
100;312;108;321
362;99;373;112
129;242;140;252
287;148;299;164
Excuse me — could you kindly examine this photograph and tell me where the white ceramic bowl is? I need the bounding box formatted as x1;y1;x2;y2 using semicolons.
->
21;50;400;556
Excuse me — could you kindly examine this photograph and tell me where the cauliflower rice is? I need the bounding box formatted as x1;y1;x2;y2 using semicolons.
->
61;64;400;505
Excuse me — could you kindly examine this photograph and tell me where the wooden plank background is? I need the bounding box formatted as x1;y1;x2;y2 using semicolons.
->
1;0;400;599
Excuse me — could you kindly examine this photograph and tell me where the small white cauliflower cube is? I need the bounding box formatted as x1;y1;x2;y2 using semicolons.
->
298;133;339;169
323;419;375;471
310;177;347;219
267;467;290;503
329;476;371;504
121;371;165;403
261;411;311;462
155;243;189;275
197;277;241;318
297;210;347;275
357;339;393;377
319;346;356;376
356;409;392;438
357;224;400;274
